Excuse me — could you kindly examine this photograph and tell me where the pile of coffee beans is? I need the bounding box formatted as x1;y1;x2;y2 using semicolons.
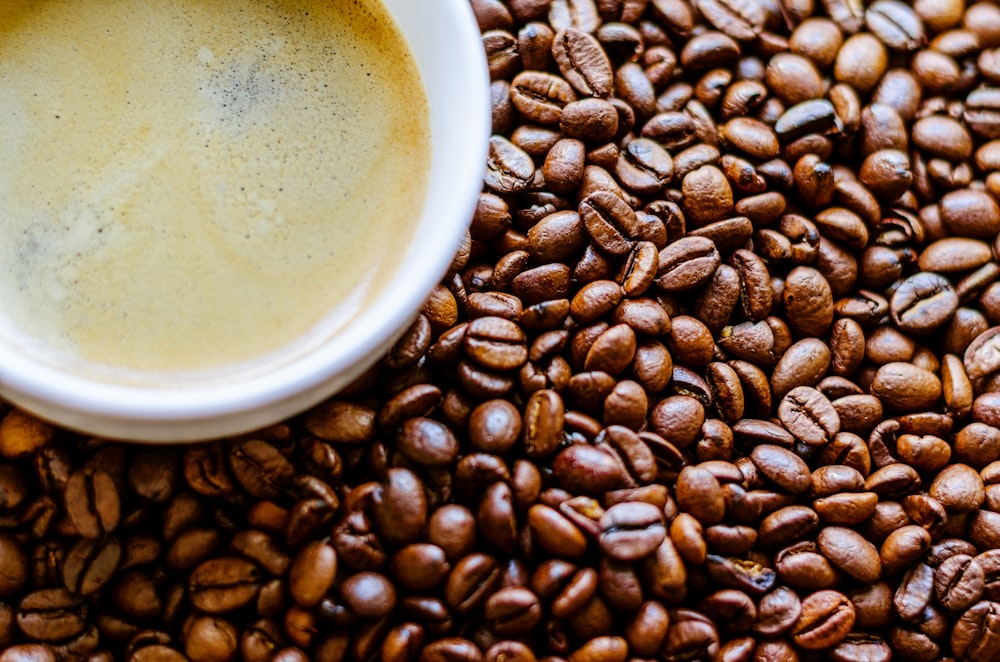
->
7;0;1000;659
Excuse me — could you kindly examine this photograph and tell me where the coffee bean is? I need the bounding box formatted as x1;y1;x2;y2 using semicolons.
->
552;28;614;98
682;166;733;226
775;99;838;142
579;190;640;255
375;468;429;548
597;502;666;561
890;272;959;334
188;557;261;614
16;588;87;643
61;537;120;597
289;541;337;608
778;386;840;447
705;554;776;596
818;527;882;583
656;236;721;291
750;445;812;494
614;138;673;195
64;468;119;539
783;266;834;338
560;98;619;142
676;466;725;525
871;362;943;412
792;590;855;650
485;136;535;194
510;72;577;125
966;87;1000;140
951;600;1000;662
936;555;985;612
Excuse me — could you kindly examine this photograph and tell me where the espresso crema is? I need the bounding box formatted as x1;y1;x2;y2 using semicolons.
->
0;0;429;379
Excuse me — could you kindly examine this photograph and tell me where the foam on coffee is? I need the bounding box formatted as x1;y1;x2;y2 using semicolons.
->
0;0;429;380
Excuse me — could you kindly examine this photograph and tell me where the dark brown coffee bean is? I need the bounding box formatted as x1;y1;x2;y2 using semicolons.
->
881;524;931;576
859;149;911;200
598;502;666;561
615;138;673;195
676;466;725;525
560;98;619;142
580;190;640;256
468;400;521;455
791;590;855;650
289;541;337;608
527;505;587;559
951;600;1000;662
775;99;838;142
63;468;119;539
693;0;764;41
548;0;601;32
778;386;840;447
750;445;811;494
940;189;1000;239
818;527;882;582
656;236;721;292
966;327;1000;382
650;396;706;448
483;30;521;81
61;537;120;597
228;440;295;502
770;338;832;400
865;0;925;51
375;468;429;548
965;87;1000;140
188;557;261;614
936;554;985;612
871;362;942;412
682;166;734;226
891;272;959;334
16;588;87;643
705;554;776;596
554;443;631;495
930;463;985;512
552;28;614;98
758;505;820;550
510;72;576;125
783;266;834;338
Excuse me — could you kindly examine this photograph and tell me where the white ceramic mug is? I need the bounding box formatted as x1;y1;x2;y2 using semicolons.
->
0;0;490;442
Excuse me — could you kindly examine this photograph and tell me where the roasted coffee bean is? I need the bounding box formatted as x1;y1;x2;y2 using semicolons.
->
64;468;119;539
510;72;577;125
951;600;1000;662
598;502;666;560
682;166;733;226
750;445;811;494
551;28;613;98
935;554;985;612
791;590;855;650
188;557;262;614
16;588;87;643
580;190;639;255
777;387;840;447
891;272;959;334
775;99;838;142
656;236;721;291
485;136;535;195
783;266;834;338
818;527;882;583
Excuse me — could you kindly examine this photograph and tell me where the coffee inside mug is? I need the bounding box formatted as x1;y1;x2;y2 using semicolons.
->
0;0;429;383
